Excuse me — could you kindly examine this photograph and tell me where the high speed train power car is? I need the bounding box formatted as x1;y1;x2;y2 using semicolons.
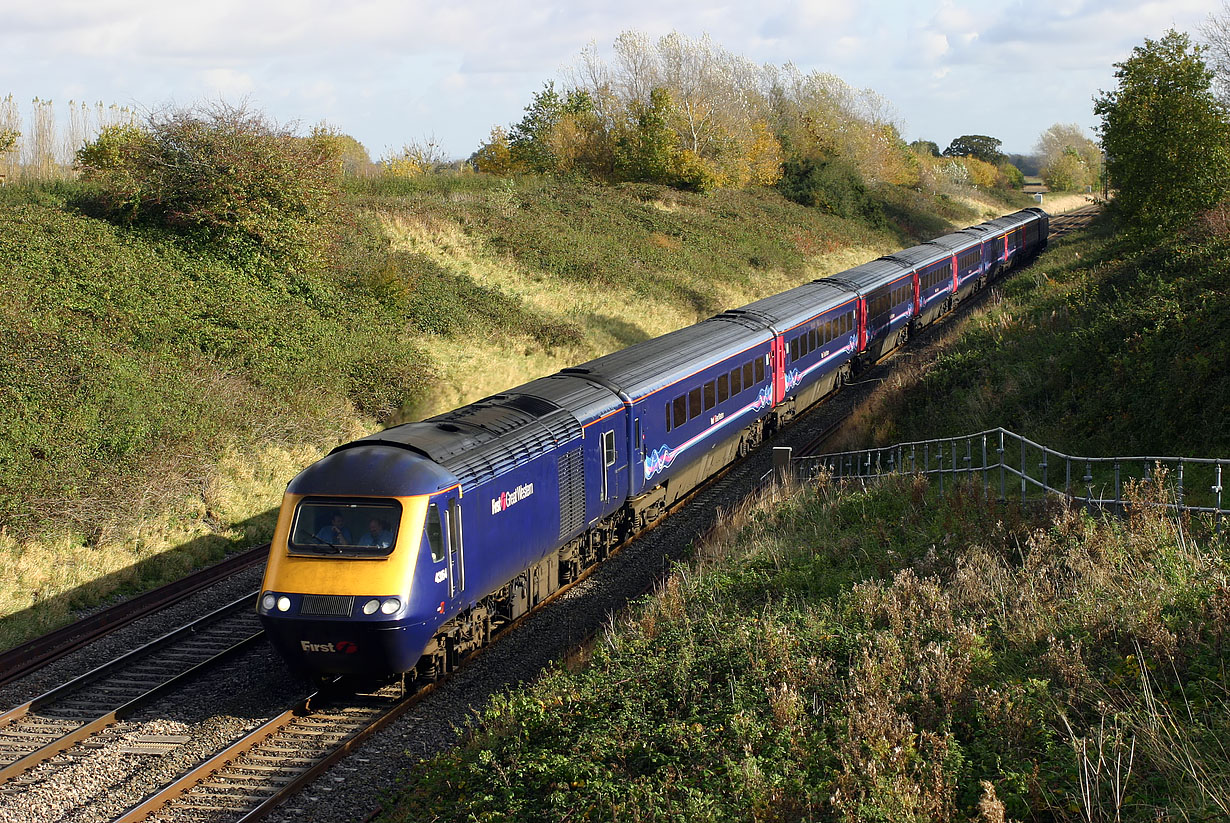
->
257;208;1048;679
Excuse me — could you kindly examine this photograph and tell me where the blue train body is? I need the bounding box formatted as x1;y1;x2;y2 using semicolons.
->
257;208;1049;679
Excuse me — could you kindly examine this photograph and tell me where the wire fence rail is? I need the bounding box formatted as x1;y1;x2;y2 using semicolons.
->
773;428;1227;528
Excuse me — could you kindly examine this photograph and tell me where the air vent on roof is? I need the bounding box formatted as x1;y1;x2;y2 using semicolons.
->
502;395;558;417
436;423;463;433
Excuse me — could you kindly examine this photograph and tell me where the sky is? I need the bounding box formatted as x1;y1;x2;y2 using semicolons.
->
0;0;1221;162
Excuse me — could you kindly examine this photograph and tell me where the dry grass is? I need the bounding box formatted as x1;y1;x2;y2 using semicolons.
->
0;433;368;649
1036;192;1101;214
380;208;894;417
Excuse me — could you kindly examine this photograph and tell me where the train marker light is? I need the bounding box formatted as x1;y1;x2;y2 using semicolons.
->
261;593;276;611
362;599;380;615
276;596;291;612
380;598;401;615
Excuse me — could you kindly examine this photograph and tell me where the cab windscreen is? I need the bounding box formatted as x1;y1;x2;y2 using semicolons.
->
289;498;402;557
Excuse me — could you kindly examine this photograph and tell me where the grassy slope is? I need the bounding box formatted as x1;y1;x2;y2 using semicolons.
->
382;221;1230;820
384;479;1228;821
0;176;1024;648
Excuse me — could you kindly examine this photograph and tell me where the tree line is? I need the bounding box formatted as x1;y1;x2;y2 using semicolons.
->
467;32;1031;214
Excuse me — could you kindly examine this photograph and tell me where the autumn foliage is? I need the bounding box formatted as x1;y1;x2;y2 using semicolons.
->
473;31;963;205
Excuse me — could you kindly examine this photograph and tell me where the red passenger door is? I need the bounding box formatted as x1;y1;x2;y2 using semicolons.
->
771;336;786;405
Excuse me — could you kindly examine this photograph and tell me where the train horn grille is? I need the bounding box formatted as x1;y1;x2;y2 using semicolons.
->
299;594;355;617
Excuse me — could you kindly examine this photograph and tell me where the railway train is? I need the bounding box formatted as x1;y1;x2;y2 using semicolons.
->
257;207;1049;679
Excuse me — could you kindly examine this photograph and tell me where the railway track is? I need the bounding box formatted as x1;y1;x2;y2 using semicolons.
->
0;545;268;690
0;205;1092;822
1047;203;1100;239
0;596;262;796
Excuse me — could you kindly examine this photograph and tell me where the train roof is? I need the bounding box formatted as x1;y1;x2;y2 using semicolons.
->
286;443;459;497
983;209;1040;232
341;391;585;490
823;256;911;294
886;242;952;268
927;229;984;252
565;315;770;403
501;373;623;428
722;279;856;333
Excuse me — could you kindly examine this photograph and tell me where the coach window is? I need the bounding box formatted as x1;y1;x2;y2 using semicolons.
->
664;401;672;433
673;394;687;428
808;328;817;352
755;357;765;383
789;337;798;363
688;388;701;420
743;361;754;388
425;503;445;563
703;380;715;411
717;373;729;403
730;366;741;395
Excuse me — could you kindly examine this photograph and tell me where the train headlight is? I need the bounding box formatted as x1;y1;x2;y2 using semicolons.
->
261;593;276;611
380;598;401;615
276;596;292;612
362;599;380;615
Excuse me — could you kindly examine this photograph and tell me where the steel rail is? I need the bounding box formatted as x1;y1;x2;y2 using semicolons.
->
0;544;268;689
0;630;264;785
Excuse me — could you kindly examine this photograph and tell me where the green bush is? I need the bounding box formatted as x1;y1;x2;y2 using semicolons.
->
777;156;882;223
383;477;1230;821
76;102;342;273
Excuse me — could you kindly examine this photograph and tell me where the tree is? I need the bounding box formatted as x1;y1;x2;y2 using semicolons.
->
942;134;1003;164
1095;30;1230;234
0;127;16;155
508;83;597;174
311;126;376;177
1035;123;1100;191
909;139;940;156
997;161;1025;189
1042;149;1091;192
471;126;515;175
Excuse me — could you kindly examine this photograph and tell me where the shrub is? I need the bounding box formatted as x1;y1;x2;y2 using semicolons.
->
76;102;342;272
777;155;882;222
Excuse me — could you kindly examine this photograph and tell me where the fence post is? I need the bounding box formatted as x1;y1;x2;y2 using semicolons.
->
773;447;792;485
998;431;1006;504
1021;439;1027;504
1214;463;1224;536
1177;459;1185;507
1084;460;1094;513
1114;460;1121;515
937;441;944;494
982;434;988;495
1040;450;1048;499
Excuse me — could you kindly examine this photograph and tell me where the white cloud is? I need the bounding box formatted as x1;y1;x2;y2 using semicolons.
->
0;0;1222;159
199;68;256;98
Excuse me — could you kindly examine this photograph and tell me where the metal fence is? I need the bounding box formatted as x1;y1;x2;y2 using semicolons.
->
776;428;1227;527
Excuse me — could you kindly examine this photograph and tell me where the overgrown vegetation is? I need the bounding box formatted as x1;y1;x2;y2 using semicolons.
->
0;143;1020;648
384;476;1229;822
